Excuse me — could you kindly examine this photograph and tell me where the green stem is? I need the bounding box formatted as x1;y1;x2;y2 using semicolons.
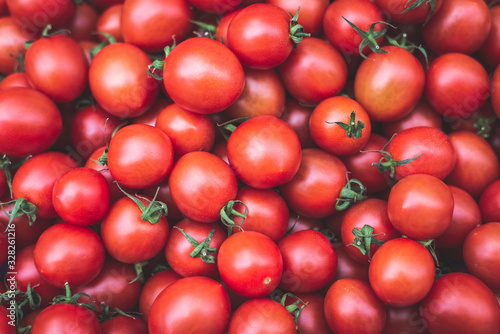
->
347;224;386;259
335;177;367;211
342;17;395;60
220;200;248;236
0;198;37;232
401;0;436;25
114;183;168;224
174;224;218;263
289;8;311;47
326;110;365;139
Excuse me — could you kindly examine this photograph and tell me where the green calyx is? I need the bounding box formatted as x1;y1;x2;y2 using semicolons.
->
280;292;308;334
147;39;176;80
25;24;70;49
1;198;37;232
335;176;367;211
90;33;117;59
1;283;41;331
217;117;249;141
473;115;496;138
115;183;168;224
52;282;95;311
189;20;217;40
220;200;248;236
401;0;436;25
174;224;218;263
326;110;365;139
289;8;311;47
1;155;30;199
342;17;395;60
385;33;429;68
348;224;386;259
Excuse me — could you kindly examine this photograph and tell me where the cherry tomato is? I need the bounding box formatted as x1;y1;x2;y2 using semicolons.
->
280;99;315;148
267;0;329;36
0;72;32;89
68;1;98;42
286;293;332;334
479;179;500;223
31;303;101;334
101;315;148;334
382;304;428;334
0;17;31;75
96;5;124;43
374;0;443;24
332;242;369;283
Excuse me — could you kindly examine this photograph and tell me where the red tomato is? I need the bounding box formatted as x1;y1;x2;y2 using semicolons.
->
382;304;429;334
218;231;283;298
267;0;329;36
188;0;241;13
142;176;184;221
280;99;315;148
227;116;301;189
163;37;245;114
369;238;435;307
479;179;500;223
132;98;171;127
215;9;242;43
332;242;369;283
492;64;500;118
68;1;98;42
0;17;31;75
101;315;148;334
31;303;101;334
148;276;231;334
287;293;332;334
96;5;124;43
374;0;443;24
0;305;16;334
0;72;32;89
420;273;500;334
324;278;386;334
139;270;182;323
478;5;500;69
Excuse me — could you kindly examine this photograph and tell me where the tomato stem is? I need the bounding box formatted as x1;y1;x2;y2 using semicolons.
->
279;292;308;334
336;176;367;211
385;33;429;68
220;200;248;236
326;110;365;139
0;198;38;232
473;114;496;138
51;283;95;310
90;32;117;59
289;8;311;47
174;224;218;263
189;20;217;40
114;182;168;224
217;117;249;141
342;18;395;60
147;39;176;80
0;283;41;329
401;0;436;25
347;224;386;259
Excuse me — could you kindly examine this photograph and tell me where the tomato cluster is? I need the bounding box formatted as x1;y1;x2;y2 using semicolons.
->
1;0;500;333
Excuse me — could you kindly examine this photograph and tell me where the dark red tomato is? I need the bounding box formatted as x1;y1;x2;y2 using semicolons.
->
382;304;429;334
445;131;499;198
78;40;98;65
96;5;123;43
332;242;369;283
15;245;64;308
287;211;325;234
323;0;385;58
341;199;400;263
355;46;425;122
382;99;443;138
0;87;62;158
369;238;435;307
143;176;183;221
52;168;110;226
425;53;489;119
480;180;500;223
122;0;192;53
463;223;500;291
211;140;230;164
91;0;124;11
188;0;241;13
89;43;159;118
0;72;31;89
169;151;238;223
102;315;148;334
227;116;301;189
492;64;500;118
149;276;231;334
374;0;443;24
227;298;296;334
70;104;123;160
230;186;289;243
478;6;500;69
100;194;169;264
165;219;226;278
452;101;497;135
388;174;453;240
280;99;315;148
34;222;105;288
68;2;98;42
309;96;371;156
155;103;216;159
267;0;329;36
132;98;171;127
108;124;173;189
163;37;244;114
31;303;101;334
0;305;16;334
279;229;337;293
279;37;347;105
436;185;481;248
218;231;283;298
12;152;78;219
225;67;286;119
0;17;31;74
0;0;6;16
286;293;332;334
0;170;6;199
75;257;141;313
139;269;182;323
324;278;386;334
385;126;456;180
280;148;347;218
215;9;242;43
422;0;491;54
420;273;500;334
227;3;299;69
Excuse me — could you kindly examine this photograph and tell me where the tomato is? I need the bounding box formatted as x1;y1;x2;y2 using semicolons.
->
155;103;216;159
107;124;173;189
267;0;329;36
169;151;238;223
280;99;315;148
101;315;148;334
279;37;347;105
445;131;499;198
218;231;283;298
278;229;337;293
188;0;241;13
369;238;435;307
142;176;183;221
463;223;500;292
324;278;386;334
280;148;347;218
309;96;371;156
479;179;500;223
163;37;245;114
96;5;124;43
374;0;443;24
0;17;31;75
227;116;301;189
132;98;171;127
422;0;491;55
34;222;105;288
89;43;159;118
100;194;169;264
121;0;192;53
0;305;16;334
148;276;231;334
425;53;489;119
139;270;182;323
332;242;369;283
215;9;242;43
420;273;500;334
31;303;101;334
68;2;98;42
286;293;332;334
227;298;296;334
0;87;62;158
382;304;428;334
478;5;500;69
287;211;325;234
0;72;32;89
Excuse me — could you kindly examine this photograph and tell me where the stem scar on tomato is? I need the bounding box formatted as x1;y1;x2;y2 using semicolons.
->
326;110;365;139
174;224;218;263
342;17;395;60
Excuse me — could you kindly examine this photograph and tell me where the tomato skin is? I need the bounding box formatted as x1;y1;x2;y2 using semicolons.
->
0;72;32;89
68;2;98;42
96;4;124;43
288;293;332;334
280;99;315;148
382;304;429;334
324;278;386;334
107;124;174;189
142;176;184;221
101;315;148;334
0;87;62;158
218;231;283;298
419;273;500;334
188;0;241;13
479;180;500;223
278;230;337;293
34;222;106;288
332;242;369;283
121;0;193;53
227;298;296;334
374;0;443;24
478;6;500;69
369;238;435;307
0;17;31;75
492;64;500;118
148;276;231;334
163;37;245;114
169;151;238;223
31;303;101;334
89;43;159;118
267;0;329;36
139;270;182;323
227;116;301;189
0;305;16;334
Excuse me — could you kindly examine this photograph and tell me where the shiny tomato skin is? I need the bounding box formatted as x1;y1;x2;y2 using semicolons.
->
369;238;435;307
479;180;500;223
96;4;123;43
419;273;500;334
288;293;332;334
332;242;369;283
382;304;429;334
218;231;283;298
267;0;329;36
101;316;148;334
148;276;231;334
31;303;101;334
68;1;99;42
89;43;159;118
280;98;315;148
227;116;301;189
374;0;443;24
0;87;62;158
163;37;245;114
107;124;174;189
0;72;32;89
0;17;31;75
478;5;500;69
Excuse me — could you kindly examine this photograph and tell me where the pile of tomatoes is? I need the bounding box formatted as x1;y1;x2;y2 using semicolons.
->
1;0;500;333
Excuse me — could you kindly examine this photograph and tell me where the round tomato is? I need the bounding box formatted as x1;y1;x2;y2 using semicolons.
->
479;179;500;223
332;242;369;283
139;270;182;323
374;0;443;24
96;4;124;43
0;17;31;75
280;99;315;148
478;5;500;69
101;315;148;334
267;0;329;36
31;303;101;334
0;72;32;89
68;2;98;42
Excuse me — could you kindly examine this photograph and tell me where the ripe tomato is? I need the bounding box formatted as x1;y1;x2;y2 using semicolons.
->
68;1;98;42
96;4;124;43
101;315;148;334
31;303;101;334
280;99;315;148
0;305;15;334
139;270;182;323
267;0;329;36
0;17;31;75
382;304;428;334
374;0;443;24
218;231;283;298
332;242;369;283
0;72;32;89
188;0;241;13
478;5;500;69
479;180;500;223
285;293;332;334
